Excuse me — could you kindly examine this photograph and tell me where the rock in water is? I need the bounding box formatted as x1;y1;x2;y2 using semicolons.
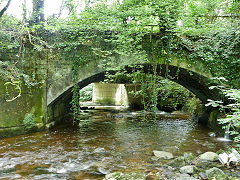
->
179;165;195;174
208;132;216;137
175;173;197;180
199;152;219;161
205;167;226;179
153;150;173;159
167;156;186;168
104;172;145;180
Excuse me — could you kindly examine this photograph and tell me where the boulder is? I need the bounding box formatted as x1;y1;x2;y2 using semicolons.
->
205;167;227;180
153;150;173;160
179;165;197;175
199;152;219;162
104;172;145;180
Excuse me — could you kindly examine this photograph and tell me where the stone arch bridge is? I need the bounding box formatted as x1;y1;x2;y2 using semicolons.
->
46;60;221;127
0;56;223;138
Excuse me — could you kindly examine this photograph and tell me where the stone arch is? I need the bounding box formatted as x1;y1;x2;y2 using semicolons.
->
47;64;221;126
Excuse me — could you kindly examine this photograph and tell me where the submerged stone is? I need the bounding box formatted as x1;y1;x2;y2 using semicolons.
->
153;150;173;160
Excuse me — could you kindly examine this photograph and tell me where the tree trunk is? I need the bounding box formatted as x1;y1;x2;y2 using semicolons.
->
0;0;12;18
30;0;45;24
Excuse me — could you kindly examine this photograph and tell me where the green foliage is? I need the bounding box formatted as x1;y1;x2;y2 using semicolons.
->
206;78;240;148
23;113;37;132
79;83;93;102
183;97;202;117
70;85;80;119
218;88;240;146
96;98;115;105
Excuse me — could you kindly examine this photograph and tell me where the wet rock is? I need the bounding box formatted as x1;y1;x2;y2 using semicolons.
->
93;147;105;153
145;172;157;180
95;167;109;175
153;150;173;160
150;156;160;161
167;153;196;168
104;172;145;180
176;173;197;180
196;160;222;170
179;165;197;175
183;153;195;164
202;143;216;149
199;152;219;162
205;167;227;179
114;114;124;118
208;132;216;137
199;172;207;180
160;165;175;179
167;156;186;168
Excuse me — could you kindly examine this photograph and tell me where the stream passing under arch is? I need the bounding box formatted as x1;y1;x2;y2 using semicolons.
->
0;107;231;179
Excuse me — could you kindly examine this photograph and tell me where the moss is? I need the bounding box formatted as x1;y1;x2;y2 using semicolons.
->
0;127;25;139
32;84;46;124
208;110;223;133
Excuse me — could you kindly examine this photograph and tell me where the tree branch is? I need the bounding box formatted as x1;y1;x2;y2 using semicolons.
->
0;0;12;18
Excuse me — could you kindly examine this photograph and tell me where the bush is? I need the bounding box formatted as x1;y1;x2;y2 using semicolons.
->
206;78;240;149
183;97;202;117
79;84;93;102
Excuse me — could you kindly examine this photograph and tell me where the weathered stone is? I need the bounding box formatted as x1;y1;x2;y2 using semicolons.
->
208;132;216;137
179;165;196;175
205;167;227;179
153;150;173;160
199;172;207;180
199;152;219;161
160;166;176;179
167;157;186;168
176;173;197;180
104;172;145;180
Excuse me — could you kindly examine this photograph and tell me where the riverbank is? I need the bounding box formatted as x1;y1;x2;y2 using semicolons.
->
104;150;240;180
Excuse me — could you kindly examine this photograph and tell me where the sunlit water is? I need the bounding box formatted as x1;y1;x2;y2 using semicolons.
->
0;109;231;179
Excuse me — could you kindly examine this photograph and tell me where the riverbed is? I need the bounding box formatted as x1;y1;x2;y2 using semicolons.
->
0;108;231;179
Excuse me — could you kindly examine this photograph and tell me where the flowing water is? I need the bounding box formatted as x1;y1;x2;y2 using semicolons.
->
0;108;232;179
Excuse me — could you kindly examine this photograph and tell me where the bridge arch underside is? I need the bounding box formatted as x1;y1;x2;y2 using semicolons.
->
47;64;220;126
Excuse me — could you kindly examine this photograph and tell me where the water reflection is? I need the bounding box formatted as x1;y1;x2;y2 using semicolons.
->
0;109;231;179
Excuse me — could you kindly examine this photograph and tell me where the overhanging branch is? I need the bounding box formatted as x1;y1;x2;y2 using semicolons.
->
0;0;12;18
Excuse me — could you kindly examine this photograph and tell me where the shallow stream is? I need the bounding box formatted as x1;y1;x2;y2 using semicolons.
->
0;108;232;179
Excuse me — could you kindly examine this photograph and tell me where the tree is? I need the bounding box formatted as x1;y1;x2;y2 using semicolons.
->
30;0;45;24
0;0;12;18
